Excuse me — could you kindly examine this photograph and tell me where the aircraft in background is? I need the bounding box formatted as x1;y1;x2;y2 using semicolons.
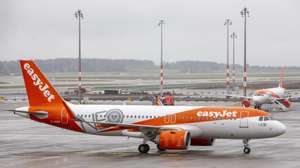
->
11;60;286;154
228;69;293;111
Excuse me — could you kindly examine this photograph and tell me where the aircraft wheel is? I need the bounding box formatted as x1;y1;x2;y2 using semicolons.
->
157;144;166;151
243;147;251;154
138;144;150;154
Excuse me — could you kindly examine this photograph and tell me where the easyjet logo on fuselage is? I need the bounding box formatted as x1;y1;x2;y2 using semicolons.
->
24;63;55;102
197;110;238;119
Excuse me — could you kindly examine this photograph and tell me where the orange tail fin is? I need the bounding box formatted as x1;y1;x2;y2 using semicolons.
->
20;60;63;106
19;60;82;132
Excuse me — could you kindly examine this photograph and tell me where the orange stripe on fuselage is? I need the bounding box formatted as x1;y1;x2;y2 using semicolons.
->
97;107;269;133
136;107;269;126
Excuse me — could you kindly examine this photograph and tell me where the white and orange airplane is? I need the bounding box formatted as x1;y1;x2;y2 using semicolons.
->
229;70;292;111
11;60;286;154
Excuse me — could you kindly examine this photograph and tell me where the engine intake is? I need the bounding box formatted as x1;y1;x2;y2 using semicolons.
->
156;130;191;150
279;99;291;108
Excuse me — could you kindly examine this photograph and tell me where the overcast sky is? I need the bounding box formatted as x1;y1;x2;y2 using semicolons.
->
1;0;300;66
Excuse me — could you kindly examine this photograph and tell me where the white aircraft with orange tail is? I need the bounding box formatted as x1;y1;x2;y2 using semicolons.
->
10;60;286;154
229;70;292;111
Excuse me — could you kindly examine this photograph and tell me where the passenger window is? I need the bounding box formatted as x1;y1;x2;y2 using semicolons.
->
259;117;263;121
264;117;269;121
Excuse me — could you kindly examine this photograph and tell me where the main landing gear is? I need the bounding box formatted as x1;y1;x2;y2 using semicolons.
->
243;139;251;154
138;144;150;154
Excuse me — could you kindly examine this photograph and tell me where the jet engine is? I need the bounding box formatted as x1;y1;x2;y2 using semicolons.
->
279;99;291;108
241;99;251;107
156;130;191;150
190;137;214;146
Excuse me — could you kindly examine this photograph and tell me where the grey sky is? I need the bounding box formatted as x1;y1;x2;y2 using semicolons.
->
1;0;300;66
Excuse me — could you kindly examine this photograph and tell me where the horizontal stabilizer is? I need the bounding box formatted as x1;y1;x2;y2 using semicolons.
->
7;110;48;119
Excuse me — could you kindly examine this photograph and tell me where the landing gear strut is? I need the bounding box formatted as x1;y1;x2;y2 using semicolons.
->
243;139;251;154
138;144;150;154
156;144;166;151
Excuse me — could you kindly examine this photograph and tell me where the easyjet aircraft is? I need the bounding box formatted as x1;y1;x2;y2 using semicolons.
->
11;60;286;154
228;69;292;111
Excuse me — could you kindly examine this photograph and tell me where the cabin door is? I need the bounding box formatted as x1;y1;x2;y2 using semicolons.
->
239;110;248;128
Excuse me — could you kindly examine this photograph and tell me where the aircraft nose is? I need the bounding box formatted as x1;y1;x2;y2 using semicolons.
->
276;122;286;136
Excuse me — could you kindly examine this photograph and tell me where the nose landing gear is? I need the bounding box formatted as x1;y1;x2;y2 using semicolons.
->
243;139;251;154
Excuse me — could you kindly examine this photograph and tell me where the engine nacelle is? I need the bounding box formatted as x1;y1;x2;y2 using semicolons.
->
190;137;214;146
279;99;291;108
156;130;191;150
241;99;251;107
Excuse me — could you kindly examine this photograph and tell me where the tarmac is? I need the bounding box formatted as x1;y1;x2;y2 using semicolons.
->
0;101;299;168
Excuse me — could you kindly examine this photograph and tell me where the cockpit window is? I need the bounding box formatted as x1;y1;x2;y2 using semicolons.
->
258;116;272;121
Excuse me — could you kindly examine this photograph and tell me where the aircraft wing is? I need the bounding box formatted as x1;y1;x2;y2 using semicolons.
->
93;121;162;130
74;118;180;134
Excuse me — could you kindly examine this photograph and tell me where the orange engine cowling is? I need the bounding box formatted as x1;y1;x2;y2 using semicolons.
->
190;137;214;146
279;99;291;108
241;99;251;107
157;130;191;150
